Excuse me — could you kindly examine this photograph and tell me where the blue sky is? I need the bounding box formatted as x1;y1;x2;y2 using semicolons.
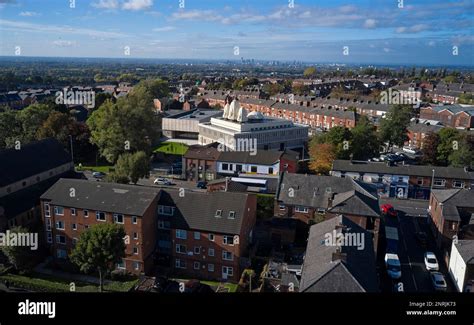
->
0;0;473;65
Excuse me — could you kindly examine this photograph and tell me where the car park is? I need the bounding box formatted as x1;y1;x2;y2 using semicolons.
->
385;253;402;279
430;272;447;291
424;252;439;271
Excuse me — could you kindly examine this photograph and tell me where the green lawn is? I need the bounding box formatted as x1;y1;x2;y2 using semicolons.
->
153;142;189;155
76;165;114;173
0;273;138;292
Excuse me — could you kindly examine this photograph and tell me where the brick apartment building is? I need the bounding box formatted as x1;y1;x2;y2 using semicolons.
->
420;104;474;129
155;190;257;282
428;189;474;250
40;179;159;274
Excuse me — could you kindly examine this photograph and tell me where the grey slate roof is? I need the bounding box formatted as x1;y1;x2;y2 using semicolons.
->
454;240;474;264
432;189;474;222
40;179;160;216
332;160;474;180
0;138;72;187
277;173;380;217
300;215;378;292
157;189;251;235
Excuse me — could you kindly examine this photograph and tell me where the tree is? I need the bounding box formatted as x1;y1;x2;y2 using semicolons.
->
111;151;150;184
17;104;53;143
0;226;37;272
303;66;317;77
309;142;337;175
448;133;474;168
312;126;352;159
70;224;126;292
378;105;413;148
36;111;76;144
350;116;380;160
421;132;440;165
263;83;284;96
437;128;460;166
0;109;21;149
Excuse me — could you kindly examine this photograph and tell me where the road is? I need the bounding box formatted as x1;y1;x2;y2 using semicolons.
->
378;198;455;293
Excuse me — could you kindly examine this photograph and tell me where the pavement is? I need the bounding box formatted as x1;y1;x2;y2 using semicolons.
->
378;198;455;293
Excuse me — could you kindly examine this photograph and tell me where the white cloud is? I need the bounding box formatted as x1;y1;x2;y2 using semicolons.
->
19;11;40;17
91;0;119;9
122;0;153;11
383;47;391;53
152;26;175;32
52;40;77;47
396;24;429;33
363;19;377;29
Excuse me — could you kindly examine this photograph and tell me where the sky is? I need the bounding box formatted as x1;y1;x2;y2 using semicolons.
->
0;0;473;65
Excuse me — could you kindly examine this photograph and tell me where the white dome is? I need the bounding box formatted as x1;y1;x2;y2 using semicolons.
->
247;111;264;119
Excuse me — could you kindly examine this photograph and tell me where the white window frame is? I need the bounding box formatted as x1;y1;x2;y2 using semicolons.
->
46;232;52;243
133;247;139;255
208;248;215;256
117;260;126;270
228;211;235;219
71;208;76;216
133;261;140;271
96;211;106;221
72;223;77;231
222;266;233;277
223;235;234;246
295;206;309;213
176;244;186;254
55;221;65;230
215;209;222;218
133;232;138;240
54;206;64;216
158;205;174;216
194;261;200;270
453;180;464;188
208;264;214;272
132;216;137;224
194;246;201;255
175;259;186;269
114;214;124;224
83;209;88;217
56;235;66;245
209;233;215;241
222;251;233;261
176;229;187;240
45;219;51;231
194;231;200;240
433;178;446;187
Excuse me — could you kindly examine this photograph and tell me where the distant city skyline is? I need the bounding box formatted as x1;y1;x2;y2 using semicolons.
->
0;0;473;65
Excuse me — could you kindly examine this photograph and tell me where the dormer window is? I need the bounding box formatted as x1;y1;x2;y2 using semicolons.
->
215;209;222;217
228;211;235;219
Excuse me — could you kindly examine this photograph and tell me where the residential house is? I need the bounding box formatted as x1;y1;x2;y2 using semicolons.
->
428;189;474;250
299;215;378;292
331;160;474;200
420;104;474;129
156;190;257;282
406;121;444;149
183;143;221;182
40;179;160;274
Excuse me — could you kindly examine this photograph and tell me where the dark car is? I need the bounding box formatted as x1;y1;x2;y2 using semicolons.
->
415;231;428;247
196;181;207;189
152;276;170;293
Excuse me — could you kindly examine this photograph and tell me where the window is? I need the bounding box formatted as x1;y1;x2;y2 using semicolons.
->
133;262;140;271
114;214;124;224
56;249;67;259
176;244;186;254
222;163;229;171
194;261;200;270
223;251;233;261
133;247;139;255
434;179;446;187
176;229;187;239
268;167;274;174
208;264;215;272
133;232;138;240
194;232;200;240
453;180;465;188
72;223;77;231
45;203;50;217
208;248;215;256
194;246;201;254
317;208;326;214
55;206;64;216
117;260;125;269
45;219;51;231
417;178;424;186
55;221;65;230
132;216;137;224
96;211;106;221
251;166;257;173
46;232;52;243
83;210;88;217
223;235;234;245
279;205;286;210
222;266;233;277
215;210;222;218
295;206;308;213
158;220;170;229
175;259;186;269
56;235;66;244
71;208;76;216
85;225;89;229
228;211;235;219
158;205;174;216
236;164;243;172
209;234;215;242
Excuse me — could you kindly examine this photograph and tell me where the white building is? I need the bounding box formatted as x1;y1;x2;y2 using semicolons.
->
449;240;474;292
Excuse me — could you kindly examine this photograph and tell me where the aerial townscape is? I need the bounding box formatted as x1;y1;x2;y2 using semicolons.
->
0;0;473;322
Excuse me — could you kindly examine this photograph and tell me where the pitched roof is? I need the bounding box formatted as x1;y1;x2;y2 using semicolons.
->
157;189;252;235
454;240;474;264
332;160;473;180
183;143;221;160
299;215;378;292
0;138;72;187
40;179;160;216
432;189;474;222
277;173;380;217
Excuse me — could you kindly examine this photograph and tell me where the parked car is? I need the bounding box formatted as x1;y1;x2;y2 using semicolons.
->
381;204;397;217
92;171;106;178
430;272;447;291
196;181;207;189
153;276;170;293
424;252;439;271
415;231;428;247
154;177;172;185
385;253;402;279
